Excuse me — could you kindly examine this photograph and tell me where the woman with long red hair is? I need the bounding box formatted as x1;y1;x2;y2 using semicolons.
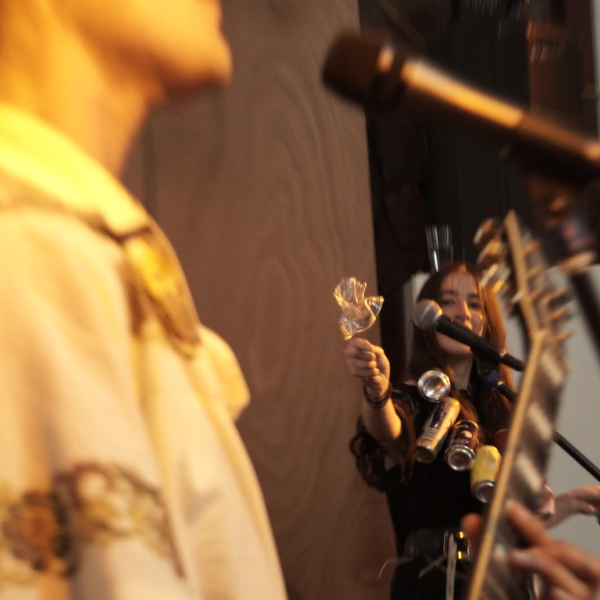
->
344;262;514;598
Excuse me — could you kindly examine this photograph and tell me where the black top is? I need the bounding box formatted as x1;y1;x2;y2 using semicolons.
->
350;383;485;553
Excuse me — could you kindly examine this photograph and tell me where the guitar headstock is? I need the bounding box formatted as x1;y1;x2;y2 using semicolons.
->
474;210;571;360
465;210;570;600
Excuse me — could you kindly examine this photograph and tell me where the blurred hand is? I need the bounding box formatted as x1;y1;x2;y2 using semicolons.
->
545;486;600;529
343;337;390;398
462;502;600;600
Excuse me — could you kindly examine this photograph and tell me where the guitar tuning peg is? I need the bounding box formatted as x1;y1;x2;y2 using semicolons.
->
526;265;545;281
473;219;503;251
482;263;512;294
556;330;573;344
501;279;516;298
550;307;570;323
547;287;572;309
477;239;506;269
523;239;541;256
500;291;517;316
530;288;544;301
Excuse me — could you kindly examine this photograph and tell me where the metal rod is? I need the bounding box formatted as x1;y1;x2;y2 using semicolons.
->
569;270;600;364
553;430;600;482
481;368;600;483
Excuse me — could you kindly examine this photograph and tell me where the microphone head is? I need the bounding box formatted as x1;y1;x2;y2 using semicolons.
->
322;31;410;109
412;299;443;330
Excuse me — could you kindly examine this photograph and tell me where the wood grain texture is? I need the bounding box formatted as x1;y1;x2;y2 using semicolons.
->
122;1;397;598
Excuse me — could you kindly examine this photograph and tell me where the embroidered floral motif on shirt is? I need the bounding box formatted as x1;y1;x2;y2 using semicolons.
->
0;462;183;586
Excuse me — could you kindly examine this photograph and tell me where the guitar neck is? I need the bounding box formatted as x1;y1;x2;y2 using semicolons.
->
465;331;566;600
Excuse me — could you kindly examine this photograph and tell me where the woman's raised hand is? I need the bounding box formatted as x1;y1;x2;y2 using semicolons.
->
343;337;391;398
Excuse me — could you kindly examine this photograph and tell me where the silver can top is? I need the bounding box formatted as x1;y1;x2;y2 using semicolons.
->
418;369;451;402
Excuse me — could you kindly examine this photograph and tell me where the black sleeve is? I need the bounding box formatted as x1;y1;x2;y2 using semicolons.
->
348;385;420;491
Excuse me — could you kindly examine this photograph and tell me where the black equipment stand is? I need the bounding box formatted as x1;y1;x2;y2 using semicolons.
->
475;356;600;483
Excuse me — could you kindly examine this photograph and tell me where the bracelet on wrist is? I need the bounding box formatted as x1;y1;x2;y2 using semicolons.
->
363;384;392;409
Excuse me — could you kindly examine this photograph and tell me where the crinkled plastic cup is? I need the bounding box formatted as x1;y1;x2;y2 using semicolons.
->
333;277;384;340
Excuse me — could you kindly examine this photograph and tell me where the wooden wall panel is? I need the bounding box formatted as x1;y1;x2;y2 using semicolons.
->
124;2;396;598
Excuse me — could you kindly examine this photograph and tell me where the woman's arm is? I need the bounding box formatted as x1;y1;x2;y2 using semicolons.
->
343;338;402;442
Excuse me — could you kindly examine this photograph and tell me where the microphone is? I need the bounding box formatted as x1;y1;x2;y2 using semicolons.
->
412;299;525;372
322;32;600;182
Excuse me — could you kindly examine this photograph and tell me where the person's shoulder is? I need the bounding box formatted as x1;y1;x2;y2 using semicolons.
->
0;188;122;279
193;326;250;420
0;174;119;251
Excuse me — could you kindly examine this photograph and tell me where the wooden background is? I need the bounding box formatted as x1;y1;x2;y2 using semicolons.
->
123;1;396;598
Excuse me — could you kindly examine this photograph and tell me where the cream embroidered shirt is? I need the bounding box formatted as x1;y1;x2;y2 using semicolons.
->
0;102;286;599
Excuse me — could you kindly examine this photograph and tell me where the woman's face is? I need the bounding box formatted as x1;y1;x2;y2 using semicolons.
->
435;271;484;358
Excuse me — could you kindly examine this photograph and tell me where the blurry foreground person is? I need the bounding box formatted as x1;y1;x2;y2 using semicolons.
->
0;0;285;598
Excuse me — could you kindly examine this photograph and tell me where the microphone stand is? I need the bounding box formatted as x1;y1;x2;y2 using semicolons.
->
474;355;600;483
567;270;600;359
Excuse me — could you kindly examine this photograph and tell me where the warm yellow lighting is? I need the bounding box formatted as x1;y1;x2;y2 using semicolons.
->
377;46;395;73
402;61;523;129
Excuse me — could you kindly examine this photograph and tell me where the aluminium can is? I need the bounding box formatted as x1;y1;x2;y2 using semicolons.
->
417;369;451;402
415;397;461;464
470;445;502;503
493;428;509;455
444;420;480;471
